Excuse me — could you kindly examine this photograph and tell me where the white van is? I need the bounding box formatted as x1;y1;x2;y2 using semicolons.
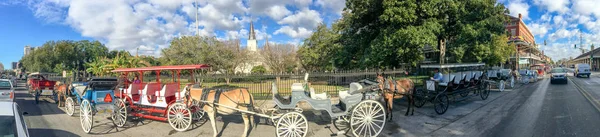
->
575;63;591;78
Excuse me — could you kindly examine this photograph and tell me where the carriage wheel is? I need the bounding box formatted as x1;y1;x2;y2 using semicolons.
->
79;99;93;133
480;82;490;100
509;77;515;88
168;102;192;132
498;80;505;92
112;99;127;127
413;89;426;108
350;100;386;137
434;94;449;115
65;97;75;116
276;111;308;137
191;100;205;121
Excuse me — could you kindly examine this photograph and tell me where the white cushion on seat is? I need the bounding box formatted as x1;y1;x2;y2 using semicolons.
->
348;82;363;94
339;90;350;100
291;83;304;92
426;80;436;91
310;87;327;100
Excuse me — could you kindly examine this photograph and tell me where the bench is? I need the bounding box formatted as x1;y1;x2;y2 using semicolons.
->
161;83;180;103
129;83;145;102
145;83;162;104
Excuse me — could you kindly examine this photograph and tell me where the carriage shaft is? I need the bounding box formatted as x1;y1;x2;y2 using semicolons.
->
199;100;277;119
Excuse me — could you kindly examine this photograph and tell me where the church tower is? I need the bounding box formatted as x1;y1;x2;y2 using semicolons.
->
247;21;258;51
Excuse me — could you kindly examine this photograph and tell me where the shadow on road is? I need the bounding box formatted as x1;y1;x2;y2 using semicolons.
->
13;92;65;116
29;128;80;137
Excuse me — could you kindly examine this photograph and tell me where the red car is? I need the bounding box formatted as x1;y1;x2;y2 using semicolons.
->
27;72;57;104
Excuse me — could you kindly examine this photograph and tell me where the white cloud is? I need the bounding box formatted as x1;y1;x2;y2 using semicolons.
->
275;8;322;39
275;26;312;39
572;0;600;18
316;0;345;15
540;13;552;22
540;43;582;60
507;1;529;19
278;8;322;29
266;5;292;20
529;23;550;38
533;0;570;14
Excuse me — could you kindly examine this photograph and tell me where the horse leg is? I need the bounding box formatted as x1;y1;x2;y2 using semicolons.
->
242;113;250;137
249;115;255;129
207;109;218;137
386;94;393;121
410;94;415;115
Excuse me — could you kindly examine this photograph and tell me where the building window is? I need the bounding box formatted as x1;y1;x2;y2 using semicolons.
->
511;29;516;36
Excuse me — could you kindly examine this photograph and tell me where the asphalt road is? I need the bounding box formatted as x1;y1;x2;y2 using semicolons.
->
13;81;338;137
13;75;600;137
484;76;600;137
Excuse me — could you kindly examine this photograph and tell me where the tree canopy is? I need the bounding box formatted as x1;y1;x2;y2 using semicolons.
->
298;0;512;70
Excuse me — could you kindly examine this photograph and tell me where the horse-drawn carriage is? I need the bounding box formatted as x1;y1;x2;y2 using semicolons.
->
485;68;515;92
110;65;209;132
413;63;491;115
60;78;119;133
26;72;58;104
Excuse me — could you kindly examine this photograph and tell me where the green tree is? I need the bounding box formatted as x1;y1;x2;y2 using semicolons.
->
298;23;340;71
251;65;267;74
332;0;508;69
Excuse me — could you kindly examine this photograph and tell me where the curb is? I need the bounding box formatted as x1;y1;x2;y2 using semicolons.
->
569;77;600;113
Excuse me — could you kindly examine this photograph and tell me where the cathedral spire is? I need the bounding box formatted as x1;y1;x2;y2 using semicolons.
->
249;21;256;40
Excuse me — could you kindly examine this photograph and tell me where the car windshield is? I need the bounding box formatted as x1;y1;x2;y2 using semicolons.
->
551;69;567;73
0;81;11;89
0;116;17;137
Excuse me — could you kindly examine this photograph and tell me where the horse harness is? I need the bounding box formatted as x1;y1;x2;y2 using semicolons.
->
200;88;253;111
383;78;411;95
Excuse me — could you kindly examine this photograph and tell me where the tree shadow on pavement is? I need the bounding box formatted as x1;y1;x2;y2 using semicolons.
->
13;92;65;116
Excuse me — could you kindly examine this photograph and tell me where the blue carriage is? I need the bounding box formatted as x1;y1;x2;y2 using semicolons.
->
62;78;119;133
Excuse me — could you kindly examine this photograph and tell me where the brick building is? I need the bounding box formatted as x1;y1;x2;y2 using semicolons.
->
505;13;549;69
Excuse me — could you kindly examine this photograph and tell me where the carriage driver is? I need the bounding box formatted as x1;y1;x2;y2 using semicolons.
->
430;69;443;82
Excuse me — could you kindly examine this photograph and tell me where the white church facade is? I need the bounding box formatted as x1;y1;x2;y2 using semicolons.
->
235;21;264;74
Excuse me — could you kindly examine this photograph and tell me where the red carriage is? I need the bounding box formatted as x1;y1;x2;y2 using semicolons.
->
27;72;58;104
110;64;209;131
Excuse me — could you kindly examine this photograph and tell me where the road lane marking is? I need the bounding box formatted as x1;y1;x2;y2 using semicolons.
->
569;77;600;113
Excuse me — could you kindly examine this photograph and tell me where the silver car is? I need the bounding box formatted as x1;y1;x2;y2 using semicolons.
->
0;102;30;137
550;68;568;84
0;79;14;102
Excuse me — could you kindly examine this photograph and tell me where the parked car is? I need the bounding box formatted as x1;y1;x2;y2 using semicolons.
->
0;79;14;102
574;63;591;78
550;68;568;84
0;102;30;137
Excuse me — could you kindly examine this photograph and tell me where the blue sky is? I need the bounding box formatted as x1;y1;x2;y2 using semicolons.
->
1;0;597;69
0;0;346;70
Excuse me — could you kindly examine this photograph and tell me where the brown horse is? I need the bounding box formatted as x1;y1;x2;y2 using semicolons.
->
188;86;255;137
55;81;69;107
376;73;415;121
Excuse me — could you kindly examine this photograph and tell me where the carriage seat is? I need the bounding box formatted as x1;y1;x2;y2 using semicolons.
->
339;82;363;100
438;74;454;87
291;83;305;92
145;83;162;103
160;83;180;103
474;71;482;80
464;71;473;81
452;72;464;84
487;70;498;79
74;86;86;96
272;83;290;105
128;84;144;102
309;88;328;100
